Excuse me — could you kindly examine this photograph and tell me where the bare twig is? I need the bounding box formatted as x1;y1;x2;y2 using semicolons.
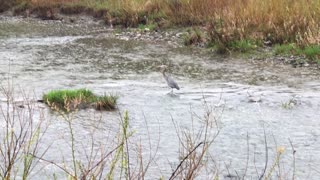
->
254;146;260;179
85;142;124;174
30;142;123;179
288;139;296;180
259;126;268;180
137;112;160;179
29;154;74;177
242;132;250;180
169;142;204;180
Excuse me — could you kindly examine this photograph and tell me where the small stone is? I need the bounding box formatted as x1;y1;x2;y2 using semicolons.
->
69;18;75;23
248;96;262;103
264;40;272;46
144;28;150;32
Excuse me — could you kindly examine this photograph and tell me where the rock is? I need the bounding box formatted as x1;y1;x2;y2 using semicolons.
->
248;96;262;103
69;18;75;23
144;28;150;32
37;99;44;103
264;40;272;46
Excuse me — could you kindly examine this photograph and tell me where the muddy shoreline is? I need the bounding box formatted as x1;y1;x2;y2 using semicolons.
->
2;6;319;68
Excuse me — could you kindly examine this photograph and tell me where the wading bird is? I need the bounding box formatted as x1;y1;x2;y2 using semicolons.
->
158;65;180;93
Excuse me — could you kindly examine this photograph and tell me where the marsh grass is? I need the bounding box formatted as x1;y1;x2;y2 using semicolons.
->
274;44;296;55
43;89;117;111
95;93;118;110
301;45;320;62
183;27;205;46
228;39;258;53
9;0;320;52
274;44;320;62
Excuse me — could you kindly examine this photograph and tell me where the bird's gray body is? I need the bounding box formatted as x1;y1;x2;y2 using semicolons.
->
162;71;180;90
159;65;180;92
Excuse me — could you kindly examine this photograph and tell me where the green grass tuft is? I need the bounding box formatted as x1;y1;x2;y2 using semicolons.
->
301;45;320;61
228;40;257;53
43;89;117;111
274;44;320;62
95;94;118;110
43;89;94;105
274;44;296;55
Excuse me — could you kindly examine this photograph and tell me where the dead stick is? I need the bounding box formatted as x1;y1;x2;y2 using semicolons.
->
169;142;204;180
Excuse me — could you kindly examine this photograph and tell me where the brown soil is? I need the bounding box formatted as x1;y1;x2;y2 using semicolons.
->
0;0;15;13
10;3;110;21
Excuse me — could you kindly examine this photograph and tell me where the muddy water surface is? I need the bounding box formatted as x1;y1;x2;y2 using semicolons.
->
1;15;320;179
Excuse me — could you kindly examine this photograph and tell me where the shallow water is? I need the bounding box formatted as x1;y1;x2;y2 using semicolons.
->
1;15;320;179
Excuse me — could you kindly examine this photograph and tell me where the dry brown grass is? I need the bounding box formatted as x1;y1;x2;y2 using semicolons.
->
13;0;320;46
207;0;320;45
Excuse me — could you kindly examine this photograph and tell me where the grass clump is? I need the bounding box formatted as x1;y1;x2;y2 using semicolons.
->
183;28;205;46
274;44;296;55
43;89;117;111
274;44;320;62
228;39;257;53
43;89;94;105
301;45;320;61
95;94;118;110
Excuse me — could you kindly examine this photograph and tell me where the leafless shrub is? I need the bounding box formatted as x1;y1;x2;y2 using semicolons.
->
169;98;222;179
0;82;49;179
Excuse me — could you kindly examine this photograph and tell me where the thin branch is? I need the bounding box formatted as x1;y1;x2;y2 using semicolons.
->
242;132;250;180
288;138;296;180
86;142;124;174
169;142;204;180
29;154;74;177
259;126;268;180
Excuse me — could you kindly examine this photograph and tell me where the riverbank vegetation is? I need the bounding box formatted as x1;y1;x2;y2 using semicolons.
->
3;0;320;62
43;88;118;111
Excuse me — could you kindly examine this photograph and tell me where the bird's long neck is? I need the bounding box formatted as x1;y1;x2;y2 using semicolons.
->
162;70;168;80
